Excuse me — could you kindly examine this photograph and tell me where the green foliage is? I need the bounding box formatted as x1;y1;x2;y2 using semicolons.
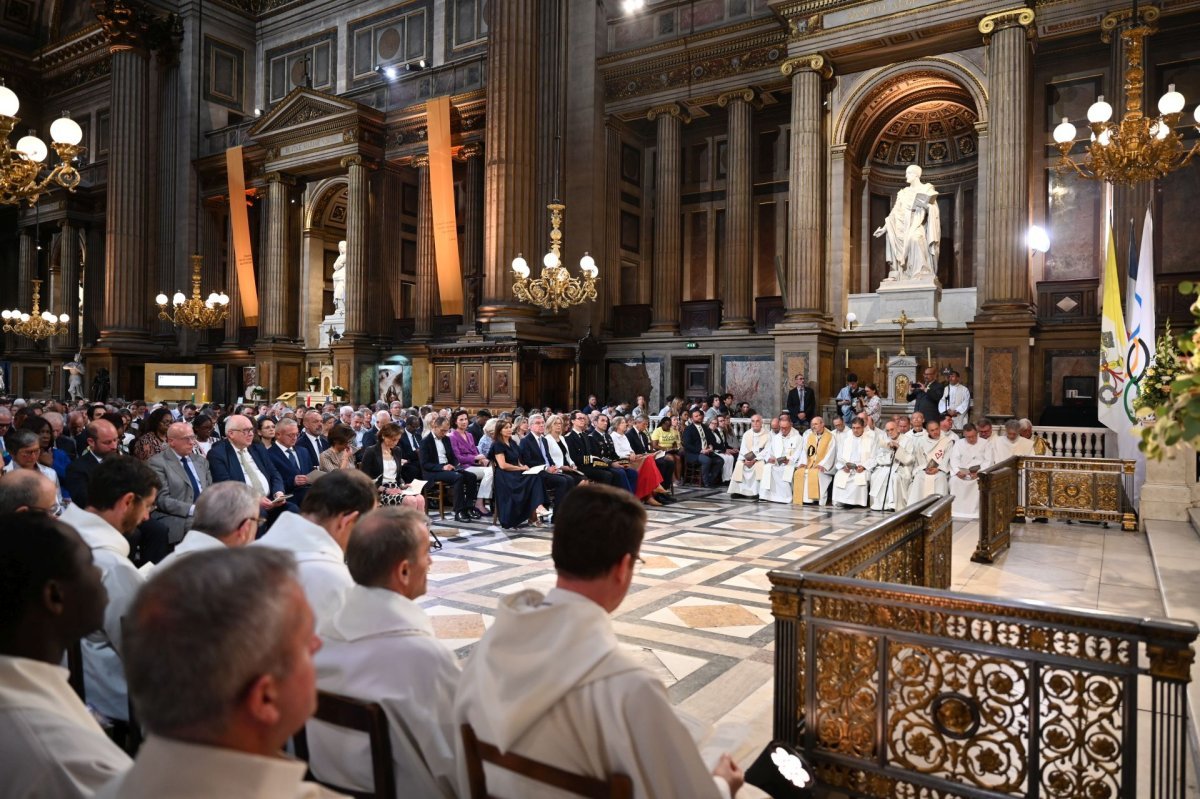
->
1133;320;1182;412
1140;285;1200;460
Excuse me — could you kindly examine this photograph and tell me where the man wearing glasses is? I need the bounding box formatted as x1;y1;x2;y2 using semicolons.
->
149;482;260;574
146;422;214;552
206;415;293;532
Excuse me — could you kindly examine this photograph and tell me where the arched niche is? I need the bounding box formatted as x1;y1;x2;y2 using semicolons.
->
300;178;348;348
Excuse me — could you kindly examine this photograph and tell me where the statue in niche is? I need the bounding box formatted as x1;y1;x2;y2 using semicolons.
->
63;354;85;402
331;240;347;316
873;164;940;282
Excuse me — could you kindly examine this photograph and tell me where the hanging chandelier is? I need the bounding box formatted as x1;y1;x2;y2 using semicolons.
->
2;279;70;341
155;254;230;329
0;81;85;205
1051;6;1199;185
511;202;599;313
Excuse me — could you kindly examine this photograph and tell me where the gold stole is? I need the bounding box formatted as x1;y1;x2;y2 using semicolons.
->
800;431;832;498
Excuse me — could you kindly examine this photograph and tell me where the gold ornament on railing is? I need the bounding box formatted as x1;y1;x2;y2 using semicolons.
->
0;81;85;206
1051;11;1199;185
155;254;230;329
511;202;599;313
2;279;70;341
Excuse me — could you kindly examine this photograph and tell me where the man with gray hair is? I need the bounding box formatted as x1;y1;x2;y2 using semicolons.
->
992;419;1033;461
0;469;59;514
151;482;261;573
147;422;213;551
309;507;459;797
96;548;331;798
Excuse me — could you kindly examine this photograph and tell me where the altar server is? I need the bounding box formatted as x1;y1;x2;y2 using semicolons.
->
938;370;971;431
794;416;836;506
869;420;915;511
728;415;771;499
911;419;954;501
758;413;803;504
833;418;876;508
948;423;993;521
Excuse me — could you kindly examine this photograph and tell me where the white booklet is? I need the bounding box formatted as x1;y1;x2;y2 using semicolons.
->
525;464;547;475
401;479;427;496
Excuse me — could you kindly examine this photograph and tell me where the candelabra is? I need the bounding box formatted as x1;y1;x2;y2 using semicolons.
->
511;202;599;313
155;254;231;329
0;81;85;205
2;280;70;341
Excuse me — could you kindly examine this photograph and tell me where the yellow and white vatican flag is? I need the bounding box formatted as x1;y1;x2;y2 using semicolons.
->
1098;219;1131;437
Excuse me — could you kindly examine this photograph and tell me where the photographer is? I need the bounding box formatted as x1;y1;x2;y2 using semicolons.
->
906;366;945;423
835;374;863;425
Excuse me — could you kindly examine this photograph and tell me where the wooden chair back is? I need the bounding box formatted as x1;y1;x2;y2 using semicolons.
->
294;691;394;799
460;723;633;799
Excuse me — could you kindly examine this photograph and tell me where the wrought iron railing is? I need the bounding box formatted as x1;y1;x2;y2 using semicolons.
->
769;494;1197;799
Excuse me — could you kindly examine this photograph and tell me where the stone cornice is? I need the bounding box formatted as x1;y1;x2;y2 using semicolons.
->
604;32;788;103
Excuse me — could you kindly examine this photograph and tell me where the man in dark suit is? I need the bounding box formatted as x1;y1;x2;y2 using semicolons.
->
295;409;329;467
563;411;621;487
207;414;295;531
396;415;424;482
63;419;121;508
682;408;723;487
907;366;945;424
267;418;317;507
518;413;576;504
627;415;674;486
419;417;479;522
146;422;213;549
786;374;817;431
467;410;490;444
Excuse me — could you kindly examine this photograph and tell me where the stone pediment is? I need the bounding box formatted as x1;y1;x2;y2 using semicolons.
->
248;88;364;143
248;87;384;173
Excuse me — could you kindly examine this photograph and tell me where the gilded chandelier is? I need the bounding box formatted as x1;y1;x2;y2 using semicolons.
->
511;202;599;313
156;254;230;329
1052;8;1200;185
2;280;71;341
0;81;85;205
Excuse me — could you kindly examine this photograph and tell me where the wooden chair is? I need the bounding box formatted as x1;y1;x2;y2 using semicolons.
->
460;723;632;799
682;459;703;486
293;691;395;799
422;480;450;519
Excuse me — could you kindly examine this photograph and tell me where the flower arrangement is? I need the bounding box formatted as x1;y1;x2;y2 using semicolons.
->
1139;283;1200;460
331;385;347;399
1132;320;1182;414
306;376;320;389
250;385;267;399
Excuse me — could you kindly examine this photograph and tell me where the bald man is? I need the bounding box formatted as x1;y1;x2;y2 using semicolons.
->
0;470;59;514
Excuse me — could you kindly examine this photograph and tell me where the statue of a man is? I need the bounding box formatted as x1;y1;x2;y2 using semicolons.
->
63;353;85;403
873;164;941;282
331;240;347;315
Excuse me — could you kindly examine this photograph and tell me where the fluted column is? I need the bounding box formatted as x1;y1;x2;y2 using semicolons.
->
342;155;372;338
649;103;686;332
59;220;81;353
95;2;151;342
154;31;182;339
414;155;438;337
82;225;104;346
17;229;35;312
719;89;756;330
259;172;295;340
978;9;1036;318
782;55;832;324
223;214;243;344
459;143;484;326
481;0;539;314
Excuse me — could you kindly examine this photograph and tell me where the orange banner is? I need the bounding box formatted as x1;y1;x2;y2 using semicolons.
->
426;96;463;316
225;146;259;324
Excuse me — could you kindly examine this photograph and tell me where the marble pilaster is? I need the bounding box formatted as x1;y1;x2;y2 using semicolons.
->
154;32;182;340
223;214;243;345
414;154;438;338
342;155;372;339
259;172;295;341
718;89;755;330
17;229;35;313
459;143;484;327
58;220;81;354
648;102;686;332
83;225;104;346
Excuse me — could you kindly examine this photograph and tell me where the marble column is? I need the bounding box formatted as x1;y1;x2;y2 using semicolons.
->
154;32;182;340
978;9;1036;319
458;143;484;326
223;213;243;345
17;228;35;312
781;55;832;325
648;102;686;332
481;0;539;316
342;155;372;338
413;154;438;338
259;172;295;341
719;89;755;330
95;7;151;343
59;220;81;353
603;125;622;329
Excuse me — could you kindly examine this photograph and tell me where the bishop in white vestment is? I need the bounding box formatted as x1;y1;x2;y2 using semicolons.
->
758;415;803;504
794;417;836;505
911;422;955;501
869;421;915;511
728;416;771;499
833;419;876;508
948;424;993;521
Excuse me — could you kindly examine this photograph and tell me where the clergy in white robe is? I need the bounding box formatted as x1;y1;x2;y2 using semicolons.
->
948;424;993;521
758;414;803;504
793;417;836;505
938;372;971;430
833;419;876;508
869;421;915;511
728;415;771;498
910;421;955;501
991;420;1034;462
309;509;460;799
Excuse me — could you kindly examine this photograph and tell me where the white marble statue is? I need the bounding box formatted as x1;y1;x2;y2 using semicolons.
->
331;240;347;315
873;164;941;282
63;354;85;402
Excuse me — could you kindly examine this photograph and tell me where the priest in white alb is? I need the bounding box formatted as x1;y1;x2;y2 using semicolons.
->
793;416;836;506
869;420;915;511
758;413;803;504
833;418;876;508
948;423;993;521
938;370;971;431
991;419;1034;461
728;414;771;499
911;419;955;501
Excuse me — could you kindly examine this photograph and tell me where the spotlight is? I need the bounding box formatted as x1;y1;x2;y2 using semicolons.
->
405;59;426;72
621;0;645;13
253;107;262;117
1027;225;1050;254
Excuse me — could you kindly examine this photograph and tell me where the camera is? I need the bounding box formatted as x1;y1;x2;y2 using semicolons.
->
850;387;867;400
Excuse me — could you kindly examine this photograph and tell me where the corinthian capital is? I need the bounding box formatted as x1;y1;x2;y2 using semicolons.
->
91;0;150;53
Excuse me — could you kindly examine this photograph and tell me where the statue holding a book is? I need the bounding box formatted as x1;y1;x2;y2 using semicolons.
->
873;164;941;284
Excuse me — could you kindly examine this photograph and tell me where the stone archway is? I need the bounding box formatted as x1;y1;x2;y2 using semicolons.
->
301;178;348;348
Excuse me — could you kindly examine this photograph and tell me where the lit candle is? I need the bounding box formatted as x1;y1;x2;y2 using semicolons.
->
845;348;849;368
876;348;881;368
965;347;970;368
926;347;932;367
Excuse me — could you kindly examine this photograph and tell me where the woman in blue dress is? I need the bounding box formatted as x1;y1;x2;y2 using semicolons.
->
489;419;551;529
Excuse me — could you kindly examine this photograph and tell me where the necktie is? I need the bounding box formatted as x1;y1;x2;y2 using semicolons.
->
237;447;267;496
540;435;550;464
181;456;202;499
316;435;327;454
287;447;300;472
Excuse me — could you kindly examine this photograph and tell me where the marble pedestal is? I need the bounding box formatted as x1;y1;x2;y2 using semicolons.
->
319;312;345;348
1139;443;1200;529
873;277;941;328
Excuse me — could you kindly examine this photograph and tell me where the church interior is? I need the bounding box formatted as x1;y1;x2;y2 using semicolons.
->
2;0;1200;796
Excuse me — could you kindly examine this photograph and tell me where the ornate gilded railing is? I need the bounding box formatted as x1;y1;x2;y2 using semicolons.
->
974;456;1020;563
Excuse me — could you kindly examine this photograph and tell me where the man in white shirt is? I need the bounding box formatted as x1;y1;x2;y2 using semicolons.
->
992;419;1034;461
948;423;994;521
911;419;955;501
795;416;836;506
727;414;770;499
869;420;915;511
0;512;132;797
938;370;971;431
256;469;378;626
455;485;743;798
310;507;460;798
59;457;160;724
833;418;876;508
150;482;260;574
97;548;338;799
758;413;802;504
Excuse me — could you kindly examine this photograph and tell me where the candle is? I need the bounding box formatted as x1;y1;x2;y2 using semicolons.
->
965;347;970;368
876;348;881;368
926;347;932;366
845;348;849;368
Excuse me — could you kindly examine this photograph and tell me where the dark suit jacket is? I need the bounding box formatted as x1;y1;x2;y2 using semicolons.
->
518;434;556;467
419;433;460;473
786;386;817;424
564;430;596;466
55;436;78;459
359;444;420;484
63;450;104;508
682;422;716;457
907;381;945;423
73;430;89;456
207;439;284;496
467;422;484;444
295;432;329;469
266;443;316;505
397;429;423;471
626;429;647;455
